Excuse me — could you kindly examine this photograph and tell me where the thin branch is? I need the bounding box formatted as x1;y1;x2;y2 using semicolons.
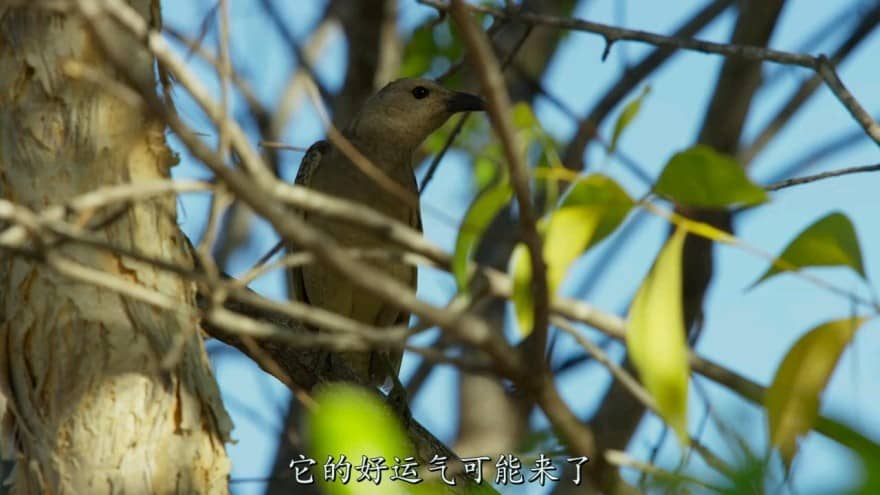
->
303;86;421;209
419;113;469;192
764;124;873;186
269;6;337;139
563;0;735;169
420;19;531;193
421;0;880;146
604;450;729;493
553;318;734;479
765;163;880;191
164;26;271;141
259;141;309;152
539;291;880;457
257;0;333;106
450;0;550;370
740;5;880;165
520;70;654;185
87;0;498;351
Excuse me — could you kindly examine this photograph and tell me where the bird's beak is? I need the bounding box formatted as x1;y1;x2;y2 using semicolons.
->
445;91;487;113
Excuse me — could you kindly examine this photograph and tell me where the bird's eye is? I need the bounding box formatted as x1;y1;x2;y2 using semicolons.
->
412;86;430;99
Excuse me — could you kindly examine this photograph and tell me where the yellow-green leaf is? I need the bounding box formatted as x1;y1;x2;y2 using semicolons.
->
512;102;539;130
453;179;513;291
654;145;768;209
609;85;650;154
309;385;411;494
543;175;634;292
399;27;436;78
510;175;633;335
766;317;867;468
544;208;602;293
399;21;463;80
626;227;690;445
473;156;498;191
753;212;867;286
510;243;533;336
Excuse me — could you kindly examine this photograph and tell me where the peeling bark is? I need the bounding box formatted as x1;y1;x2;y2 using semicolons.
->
0;3;231;493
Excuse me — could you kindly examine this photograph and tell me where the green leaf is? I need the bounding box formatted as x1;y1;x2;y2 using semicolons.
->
510;243;534;336
399;27;436;78
512;102;539;130
453;178;513;291
309;385;409;494
609;85;650;154
400;21;465;80
509;175;633;335
626;227;690;445
654;145;768;209
765;317;867;468
309;385;468;494
753;212;867;286
473;156;499;191
543;175;634;292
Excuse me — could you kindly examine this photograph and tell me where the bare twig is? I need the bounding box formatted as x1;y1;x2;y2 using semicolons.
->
257;0;333;106
303;86;421;209
259;141;310;152
86;0;494;348
563;0;735;169
741;5;880;165
554;318;734;479
604;450;729;493
421;0;880;146
765;163;880;191
450;0;550;368
419;19;531;193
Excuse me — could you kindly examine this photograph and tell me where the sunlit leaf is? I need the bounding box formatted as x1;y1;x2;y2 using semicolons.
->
472;139;504;190
453;178;513;291
309;385;467;494
512;102;539;130
543;175;634;291
609;85;650;154
753;212;867;286
765;317;867;468
509;176;633;335
654;145;767;208
473;156;499;191
309;385;409;494
510;243;533;336
544;208;602;293
627;227;690;444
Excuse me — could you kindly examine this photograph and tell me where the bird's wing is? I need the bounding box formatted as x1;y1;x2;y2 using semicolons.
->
384;191;423;375
289;140;330;305
294;140;330;190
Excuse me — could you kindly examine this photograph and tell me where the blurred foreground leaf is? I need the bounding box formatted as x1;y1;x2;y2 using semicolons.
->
765;317;867;468
626;227;690;444
310;385;456;494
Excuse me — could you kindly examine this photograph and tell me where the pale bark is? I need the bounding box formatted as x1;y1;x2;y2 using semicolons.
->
0;3;231;493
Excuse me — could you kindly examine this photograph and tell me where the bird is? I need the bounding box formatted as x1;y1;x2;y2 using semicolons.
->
289;78;486;388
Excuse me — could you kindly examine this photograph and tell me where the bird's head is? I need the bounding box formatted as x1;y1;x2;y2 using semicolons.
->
347;78;486;153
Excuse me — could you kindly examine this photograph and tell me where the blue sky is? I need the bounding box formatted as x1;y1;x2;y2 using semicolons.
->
162;1;880;493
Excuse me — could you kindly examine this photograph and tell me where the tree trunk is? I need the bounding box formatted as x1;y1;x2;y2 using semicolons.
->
0;2;231;493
